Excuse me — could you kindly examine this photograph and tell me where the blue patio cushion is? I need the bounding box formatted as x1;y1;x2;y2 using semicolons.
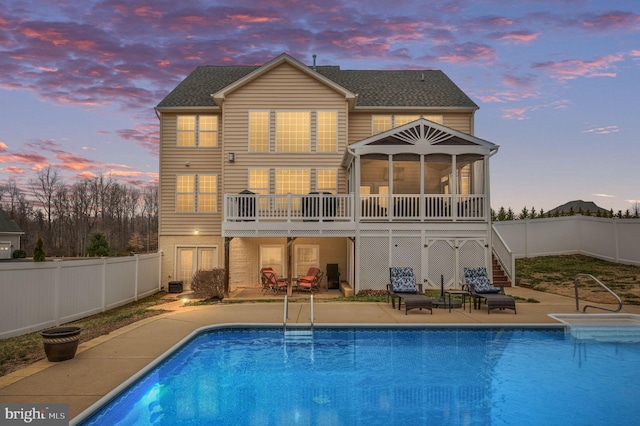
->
390;267;418;293
464;267;501;293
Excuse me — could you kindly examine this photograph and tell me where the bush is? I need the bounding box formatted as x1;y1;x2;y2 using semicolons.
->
12;249;27;259
33;236;46;262
191;269;226;300
87;232;110;257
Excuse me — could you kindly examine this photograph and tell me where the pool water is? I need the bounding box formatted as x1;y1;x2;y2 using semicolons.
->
78;326;640;425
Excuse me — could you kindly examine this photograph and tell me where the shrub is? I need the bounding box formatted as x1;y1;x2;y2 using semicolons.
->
12;249;27;259
191;269;226;300
33;236;46;262
87;232;110;257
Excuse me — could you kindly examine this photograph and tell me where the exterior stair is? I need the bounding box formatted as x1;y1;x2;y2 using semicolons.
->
492;255;512;287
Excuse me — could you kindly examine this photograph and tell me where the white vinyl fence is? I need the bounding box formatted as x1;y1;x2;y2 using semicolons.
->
0;253;161;339
493;216;640;286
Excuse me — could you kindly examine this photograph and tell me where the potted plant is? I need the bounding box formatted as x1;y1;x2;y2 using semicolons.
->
40;326;83;362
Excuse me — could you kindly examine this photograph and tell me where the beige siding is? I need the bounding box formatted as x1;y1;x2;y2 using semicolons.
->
229;237;348;289
159;113;223;235
222;63;349;195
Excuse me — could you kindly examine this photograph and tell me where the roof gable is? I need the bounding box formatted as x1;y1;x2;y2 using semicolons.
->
351;118;498;150
211;53;356;105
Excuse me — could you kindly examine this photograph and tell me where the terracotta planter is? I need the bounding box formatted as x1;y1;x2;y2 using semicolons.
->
40;326;82;362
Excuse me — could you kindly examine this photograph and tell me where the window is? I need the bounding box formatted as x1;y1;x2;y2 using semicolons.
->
176;175;195;212
248;169;269;195
276;169;310;195
260;245;285;277
317;169;337;194
177;115;218;147
295;245;319;277
317;111;337;152
176;175;217;213
249;111;269;152
372;114;444;134
198;175;217;212
372;115;392;134
276;112;310;152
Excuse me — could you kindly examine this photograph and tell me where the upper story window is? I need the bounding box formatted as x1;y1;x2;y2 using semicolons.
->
276;112;310;152
276;169;310;195
317;169;337;194
177;115;218;147
176;174;218;213
317;111;337;152
249;111;269;152
372;114;443;134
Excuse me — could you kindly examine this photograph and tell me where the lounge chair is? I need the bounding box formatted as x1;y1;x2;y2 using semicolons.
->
463;267;515;314
260;269;288;295
387;267;433;315
297;267;323;292
468;284;516;314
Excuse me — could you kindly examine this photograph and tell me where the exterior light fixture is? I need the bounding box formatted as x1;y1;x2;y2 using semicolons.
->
228;152;235;162
194;229;199;235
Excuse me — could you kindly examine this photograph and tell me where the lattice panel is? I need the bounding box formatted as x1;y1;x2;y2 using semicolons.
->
457;239;487;285
359;237;389;291
391;237;421;280
425;239;455;288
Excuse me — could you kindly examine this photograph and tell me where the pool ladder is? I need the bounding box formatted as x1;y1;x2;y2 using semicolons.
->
283;294;314;340
574;274;622;313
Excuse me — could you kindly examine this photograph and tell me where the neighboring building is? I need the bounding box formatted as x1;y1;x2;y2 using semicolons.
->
155;53;499;293
0;210;24;259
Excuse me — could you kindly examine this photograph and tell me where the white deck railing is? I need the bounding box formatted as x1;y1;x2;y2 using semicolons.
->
224;193;485;222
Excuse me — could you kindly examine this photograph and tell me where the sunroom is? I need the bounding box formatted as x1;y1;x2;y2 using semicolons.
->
344;118;499;223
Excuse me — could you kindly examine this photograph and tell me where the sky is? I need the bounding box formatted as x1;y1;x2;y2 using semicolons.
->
0;0;638;213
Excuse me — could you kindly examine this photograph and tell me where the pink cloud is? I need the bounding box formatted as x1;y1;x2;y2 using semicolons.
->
583;125;619;135
582;11;640;30
434;42;497;64
533;54;624;80
488;31;540;43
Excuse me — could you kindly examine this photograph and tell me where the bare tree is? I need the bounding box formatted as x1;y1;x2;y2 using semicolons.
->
30;167;62;239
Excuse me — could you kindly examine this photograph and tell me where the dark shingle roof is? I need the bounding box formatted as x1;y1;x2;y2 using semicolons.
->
0;210;23;233
157;62;478;109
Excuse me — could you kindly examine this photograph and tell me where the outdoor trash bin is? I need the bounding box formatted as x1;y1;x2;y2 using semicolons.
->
168;281;183;293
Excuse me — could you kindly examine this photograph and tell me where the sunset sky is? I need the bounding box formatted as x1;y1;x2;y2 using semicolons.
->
0;0;638;213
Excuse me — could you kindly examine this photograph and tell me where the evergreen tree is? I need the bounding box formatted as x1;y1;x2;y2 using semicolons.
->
87;232;110;257
506;208;515;220
497;206;507;221
519;206;529;220
33;235;46;262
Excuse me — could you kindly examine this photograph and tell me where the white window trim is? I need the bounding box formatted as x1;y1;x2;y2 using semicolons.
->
371;114;444;134
260;245;286;278
294;244;320;277
274;168;311;195
175;174;218;214
316;110;339;153
248;110;270;153
316;168;338;193
176;115;218;148
275;110;312;153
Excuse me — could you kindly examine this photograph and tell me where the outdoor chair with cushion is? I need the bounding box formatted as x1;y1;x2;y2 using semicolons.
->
260;269;288;295
297;267;323;292
463;267;504;294
387;267;433;314
467;284;516;314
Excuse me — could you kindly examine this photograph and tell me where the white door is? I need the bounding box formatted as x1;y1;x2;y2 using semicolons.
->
177;247;218;288
0;242;10;259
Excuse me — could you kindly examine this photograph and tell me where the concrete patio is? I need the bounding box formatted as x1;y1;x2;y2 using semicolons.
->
1;286;638;422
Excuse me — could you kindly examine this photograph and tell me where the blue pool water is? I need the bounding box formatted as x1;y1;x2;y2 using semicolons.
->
77;326;640;425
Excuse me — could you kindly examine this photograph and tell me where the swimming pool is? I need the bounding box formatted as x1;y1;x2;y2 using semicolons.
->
74;324;640;425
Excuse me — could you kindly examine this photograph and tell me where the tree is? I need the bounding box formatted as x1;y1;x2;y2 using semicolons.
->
518;206;529;220
33;235;46;262
87;232;110;257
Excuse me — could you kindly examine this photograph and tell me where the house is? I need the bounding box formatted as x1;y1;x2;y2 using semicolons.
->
0;209;24;259
155;53;499;294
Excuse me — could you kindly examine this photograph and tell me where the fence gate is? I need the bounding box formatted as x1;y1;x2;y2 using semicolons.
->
424;238;487;289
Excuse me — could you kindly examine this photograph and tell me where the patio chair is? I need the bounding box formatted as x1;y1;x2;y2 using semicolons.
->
326;264;340;290
463;267;504;294
260;269;288;295
387;267;433;314
297;267;323;292
467;283;516;314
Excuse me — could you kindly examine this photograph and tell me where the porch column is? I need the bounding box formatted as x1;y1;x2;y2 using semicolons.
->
224;237;233;298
